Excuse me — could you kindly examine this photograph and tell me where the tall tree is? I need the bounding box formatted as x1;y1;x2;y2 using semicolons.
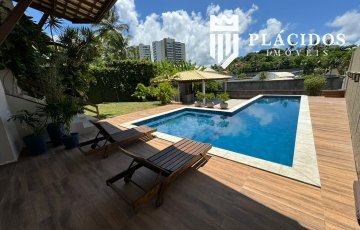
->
93;6;129;63
58;27;99;98
94;6;128;37
45;15;63;44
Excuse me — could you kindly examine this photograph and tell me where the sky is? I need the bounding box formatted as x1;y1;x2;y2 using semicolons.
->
25;0;360;65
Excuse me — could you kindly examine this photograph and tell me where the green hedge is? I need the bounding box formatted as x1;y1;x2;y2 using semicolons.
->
304;74;327;96
87;60;157;103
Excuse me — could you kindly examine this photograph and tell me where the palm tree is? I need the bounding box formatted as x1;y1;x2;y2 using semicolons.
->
94;6;129;37
103;32;129;61
45;15;63;44
93;6;129;62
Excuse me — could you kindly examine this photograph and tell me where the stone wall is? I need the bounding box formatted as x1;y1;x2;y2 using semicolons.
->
227;77;343;98
345;47;360;177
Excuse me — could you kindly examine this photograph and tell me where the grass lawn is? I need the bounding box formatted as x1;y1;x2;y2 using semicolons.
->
85;101;163;119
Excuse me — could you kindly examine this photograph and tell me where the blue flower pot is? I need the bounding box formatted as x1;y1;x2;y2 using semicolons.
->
62;133;80;149
47;122;65;147
23;134;48;156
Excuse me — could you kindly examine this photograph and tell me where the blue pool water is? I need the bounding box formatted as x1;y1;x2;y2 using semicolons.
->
135;96;301;166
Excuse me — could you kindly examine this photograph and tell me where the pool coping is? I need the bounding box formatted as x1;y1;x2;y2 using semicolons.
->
121;95;321;187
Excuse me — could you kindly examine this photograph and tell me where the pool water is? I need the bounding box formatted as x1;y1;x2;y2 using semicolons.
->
135;96;301;166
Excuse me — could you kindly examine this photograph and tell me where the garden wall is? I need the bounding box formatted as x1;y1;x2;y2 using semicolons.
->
345;47;360;178
227;77;343;98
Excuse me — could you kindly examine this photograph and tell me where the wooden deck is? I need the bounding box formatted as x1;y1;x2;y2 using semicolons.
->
0;97;358;229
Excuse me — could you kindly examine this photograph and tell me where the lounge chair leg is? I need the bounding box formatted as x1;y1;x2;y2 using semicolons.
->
155;182;167;207
106;162;143;185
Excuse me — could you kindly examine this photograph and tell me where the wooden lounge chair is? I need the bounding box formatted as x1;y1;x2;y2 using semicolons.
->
106;138;212;208
79;121;157;158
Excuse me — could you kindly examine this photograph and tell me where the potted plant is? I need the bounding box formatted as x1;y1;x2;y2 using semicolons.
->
8;110;48;156
42;100;65;147
205;93;215;108
217;93;230;109
60;96;82;149
195;92;206;107
41;57;66;147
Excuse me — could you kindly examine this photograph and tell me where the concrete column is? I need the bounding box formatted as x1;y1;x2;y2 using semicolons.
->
224;80;228;93
177;82;180;102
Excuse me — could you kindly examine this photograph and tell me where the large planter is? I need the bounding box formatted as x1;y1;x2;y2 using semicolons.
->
47;122;65;147
194;101;203;107
62;133;80;149
23;134;47;156
220;102;229;109
206;102;215;108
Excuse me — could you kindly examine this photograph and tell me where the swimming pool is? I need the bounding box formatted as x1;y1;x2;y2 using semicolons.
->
135;96;301;166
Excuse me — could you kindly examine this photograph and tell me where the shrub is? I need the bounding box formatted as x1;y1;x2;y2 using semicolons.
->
304;74;327;96
217;93;230;102
205;93;215;101
238;73;247;79
259;72;267;80
193;80;222;93
195;91;206;101
132;83;151;101
151;82;177;105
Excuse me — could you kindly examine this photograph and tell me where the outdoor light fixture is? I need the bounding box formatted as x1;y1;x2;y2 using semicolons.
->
354;73;360;82
348;72;360;82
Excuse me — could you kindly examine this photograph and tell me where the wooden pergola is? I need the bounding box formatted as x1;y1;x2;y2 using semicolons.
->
0;0;117;44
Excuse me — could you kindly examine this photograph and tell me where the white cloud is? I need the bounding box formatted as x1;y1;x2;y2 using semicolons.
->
115;0;284;65
327;10;360;44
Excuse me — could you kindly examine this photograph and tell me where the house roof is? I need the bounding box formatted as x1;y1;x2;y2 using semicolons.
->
173;70;231;82
14;0;117;23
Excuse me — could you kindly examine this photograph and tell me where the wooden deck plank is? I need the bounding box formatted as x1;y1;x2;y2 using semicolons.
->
0;97;358;229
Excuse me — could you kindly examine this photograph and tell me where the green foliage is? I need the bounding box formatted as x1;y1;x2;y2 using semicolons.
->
151;60;197;83
259;72;267;80
205;93;215;101
227;45;355;76
45;15;63;43
88;60;157;103
304;74;327;96
60;96;82;134
238;73;247;79
8;110;47;135
0;13;50;97
217;93;230;102
92;6;130;64
195;92;206;100
42;102;64;124
93;6;129;37
58;27;99;98
151;82;177;105
132;83;151;101
193;80;222;93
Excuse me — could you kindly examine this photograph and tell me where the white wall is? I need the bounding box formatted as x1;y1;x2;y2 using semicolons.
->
0;68;22;95
0;81;22;165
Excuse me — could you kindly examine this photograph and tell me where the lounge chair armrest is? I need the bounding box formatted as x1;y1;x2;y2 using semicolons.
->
118;147;146;161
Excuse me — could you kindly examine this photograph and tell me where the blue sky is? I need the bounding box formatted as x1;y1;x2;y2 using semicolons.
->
26;0;360;35
24;0;360;65
136;0;360;33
